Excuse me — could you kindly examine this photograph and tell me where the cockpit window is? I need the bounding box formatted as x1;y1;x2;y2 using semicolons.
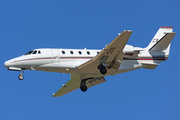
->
32;50;37;54
24;50;34;55
38;51;41;54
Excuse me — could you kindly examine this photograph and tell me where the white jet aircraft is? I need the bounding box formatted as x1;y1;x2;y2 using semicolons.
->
4;26;176;97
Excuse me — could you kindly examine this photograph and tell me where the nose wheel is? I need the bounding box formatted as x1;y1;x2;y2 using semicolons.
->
18;69;25;80
18;74;24;80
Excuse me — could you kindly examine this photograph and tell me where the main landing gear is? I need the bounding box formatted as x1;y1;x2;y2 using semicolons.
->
18;69;25;80
80;79;87;92
98;64;107;74
79;77;93;92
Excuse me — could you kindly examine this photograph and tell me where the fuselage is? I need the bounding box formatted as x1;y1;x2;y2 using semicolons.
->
4;44;168;76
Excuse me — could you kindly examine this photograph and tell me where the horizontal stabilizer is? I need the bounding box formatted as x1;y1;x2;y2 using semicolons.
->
141;62;159;69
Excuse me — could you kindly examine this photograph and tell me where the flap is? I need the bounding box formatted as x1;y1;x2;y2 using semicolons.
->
86;77;106;88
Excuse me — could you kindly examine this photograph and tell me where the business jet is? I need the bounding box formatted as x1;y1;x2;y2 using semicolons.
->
4;26;176;97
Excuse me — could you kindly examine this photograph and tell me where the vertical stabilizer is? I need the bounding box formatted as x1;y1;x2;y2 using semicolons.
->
146;26;175;51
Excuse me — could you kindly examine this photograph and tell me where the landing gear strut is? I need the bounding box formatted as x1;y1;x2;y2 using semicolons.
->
98;64;107;74
18;69;25;80
79;77;94;92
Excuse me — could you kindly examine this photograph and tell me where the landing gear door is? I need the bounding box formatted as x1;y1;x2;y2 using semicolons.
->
51;49;60;64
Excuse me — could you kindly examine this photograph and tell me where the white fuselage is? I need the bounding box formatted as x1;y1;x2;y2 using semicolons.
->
4;44;167;76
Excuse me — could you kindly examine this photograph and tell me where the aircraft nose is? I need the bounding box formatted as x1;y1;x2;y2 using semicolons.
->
4;60;11;68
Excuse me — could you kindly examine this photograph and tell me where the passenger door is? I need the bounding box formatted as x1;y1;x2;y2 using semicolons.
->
51;49;60;64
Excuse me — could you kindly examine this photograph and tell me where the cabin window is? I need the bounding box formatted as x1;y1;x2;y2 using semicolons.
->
78;51;82;55
62;51;65;54
38;51;41;54
24;50;34;55
70;51;73;54
87;51;90;55
32;50;37;54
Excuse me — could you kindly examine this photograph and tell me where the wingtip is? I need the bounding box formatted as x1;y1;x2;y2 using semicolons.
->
123;30;133;33
52;93;56;97
125;30;132;32
118;30;132;35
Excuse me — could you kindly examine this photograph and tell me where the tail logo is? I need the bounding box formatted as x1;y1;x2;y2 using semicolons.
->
152;38;159;43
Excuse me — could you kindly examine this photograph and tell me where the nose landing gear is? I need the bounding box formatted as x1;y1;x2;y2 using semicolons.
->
18;74;24;80
18;69;25;80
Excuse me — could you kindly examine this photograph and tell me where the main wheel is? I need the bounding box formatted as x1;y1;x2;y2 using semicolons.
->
80;85;87;92
18;74;24;80
100;67;107;74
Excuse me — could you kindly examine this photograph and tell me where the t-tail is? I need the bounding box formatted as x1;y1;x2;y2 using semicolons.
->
145;26;176;58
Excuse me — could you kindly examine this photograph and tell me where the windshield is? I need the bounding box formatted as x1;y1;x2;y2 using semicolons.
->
24;50;41;55
24;50;34;55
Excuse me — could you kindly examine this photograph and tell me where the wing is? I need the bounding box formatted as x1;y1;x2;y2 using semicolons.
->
77;30;133;74
52;30;132;97
52;74;106;97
